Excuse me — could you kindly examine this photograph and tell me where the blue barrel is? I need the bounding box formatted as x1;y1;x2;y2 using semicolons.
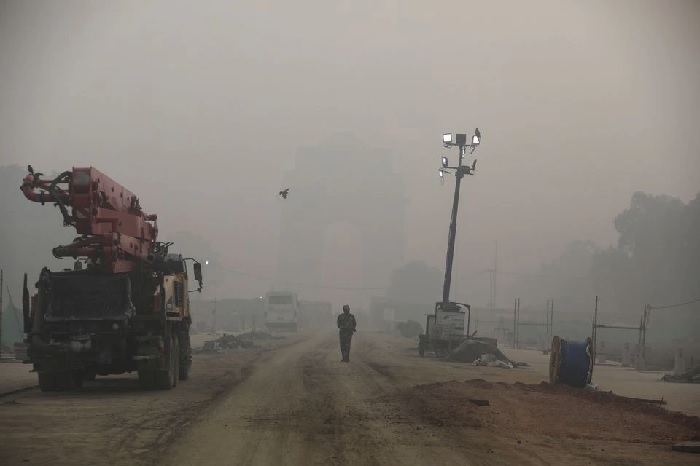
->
550;336;593;388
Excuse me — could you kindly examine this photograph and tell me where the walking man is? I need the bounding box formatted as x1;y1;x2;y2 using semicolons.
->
337;304;357;362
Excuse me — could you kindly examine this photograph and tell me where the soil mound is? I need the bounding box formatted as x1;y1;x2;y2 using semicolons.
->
446;339;513;364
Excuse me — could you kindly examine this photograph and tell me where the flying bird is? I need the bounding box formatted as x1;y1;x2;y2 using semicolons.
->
279;188;290;199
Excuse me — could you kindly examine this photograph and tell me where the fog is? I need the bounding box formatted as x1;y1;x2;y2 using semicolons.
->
1;0;699;312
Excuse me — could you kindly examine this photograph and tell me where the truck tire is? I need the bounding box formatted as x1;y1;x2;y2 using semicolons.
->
71;370;84;389
156;334;178;390
179;332;191;381
138;370;155;389
38;372;58;392
39;371;78;391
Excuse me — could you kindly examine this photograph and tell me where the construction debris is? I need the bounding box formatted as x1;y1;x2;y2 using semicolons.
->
446;339;526;368
661;366;700;383
198;330;282;354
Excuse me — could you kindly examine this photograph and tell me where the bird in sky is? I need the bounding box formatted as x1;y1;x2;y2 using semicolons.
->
279;188;290;199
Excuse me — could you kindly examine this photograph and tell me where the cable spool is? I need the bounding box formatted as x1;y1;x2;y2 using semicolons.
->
549;336;594;388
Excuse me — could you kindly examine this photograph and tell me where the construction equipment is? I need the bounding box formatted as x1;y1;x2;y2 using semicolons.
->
17;166;203;391
418;301;470;358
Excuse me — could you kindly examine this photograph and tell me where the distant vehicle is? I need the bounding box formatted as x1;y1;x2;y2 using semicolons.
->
264;291;299;332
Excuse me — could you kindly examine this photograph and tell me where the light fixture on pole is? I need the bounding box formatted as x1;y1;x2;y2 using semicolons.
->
436;127;483;304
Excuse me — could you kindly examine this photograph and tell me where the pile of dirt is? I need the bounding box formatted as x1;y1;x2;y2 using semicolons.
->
385;378;700;445
446;339;513;365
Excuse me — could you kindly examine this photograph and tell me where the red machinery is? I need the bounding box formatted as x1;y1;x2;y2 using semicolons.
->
18;165;201;392
20;166;158;272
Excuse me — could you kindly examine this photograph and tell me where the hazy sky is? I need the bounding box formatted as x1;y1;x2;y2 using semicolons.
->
1;0;698;306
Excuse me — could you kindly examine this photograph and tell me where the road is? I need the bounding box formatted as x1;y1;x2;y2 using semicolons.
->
163;330;473;466
1;331;698;466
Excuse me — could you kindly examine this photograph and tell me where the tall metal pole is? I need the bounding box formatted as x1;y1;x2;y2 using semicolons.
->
0;269;3;354
442;142;464;303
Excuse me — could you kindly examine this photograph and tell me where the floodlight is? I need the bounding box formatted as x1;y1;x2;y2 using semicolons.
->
205;260;209;265
472;127;481;145
443;133;453;144
438;168;444;178
441;156;448;168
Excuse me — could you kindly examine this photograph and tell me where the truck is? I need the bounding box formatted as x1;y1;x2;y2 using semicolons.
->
17;166;204;391
263;291;299;332
418;301;471;358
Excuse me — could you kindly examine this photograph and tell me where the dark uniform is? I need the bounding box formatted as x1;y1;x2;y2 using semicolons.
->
337;304;357;362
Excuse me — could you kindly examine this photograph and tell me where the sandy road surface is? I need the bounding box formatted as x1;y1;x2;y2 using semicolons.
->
164;331;700;466
0;340;282;466
1;331;698;466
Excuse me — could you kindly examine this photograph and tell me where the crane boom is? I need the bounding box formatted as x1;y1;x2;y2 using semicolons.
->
20;166;158;273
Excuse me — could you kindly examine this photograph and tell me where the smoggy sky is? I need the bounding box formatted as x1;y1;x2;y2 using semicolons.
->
1;0;698;306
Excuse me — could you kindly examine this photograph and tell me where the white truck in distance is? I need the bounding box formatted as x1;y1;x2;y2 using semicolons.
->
264;291;299;332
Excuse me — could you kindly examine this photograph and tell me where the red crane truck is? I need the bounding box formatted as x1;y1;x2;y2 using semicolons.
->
17;166;203;391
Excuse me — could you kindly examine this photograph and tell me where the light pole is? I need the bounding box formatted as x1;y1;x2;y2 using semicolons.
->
438;128;481;304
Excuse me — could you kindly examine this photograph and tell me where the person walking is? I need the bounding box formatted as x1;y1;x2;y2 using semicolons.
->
337;304;357;362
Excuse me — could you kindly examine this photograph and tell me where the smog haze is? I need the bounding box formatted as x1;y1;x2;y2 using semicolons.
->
1;0;698;311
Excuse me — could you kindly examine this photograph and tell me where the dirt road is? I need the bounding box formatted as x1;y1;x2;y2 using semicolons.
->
1;331;698;466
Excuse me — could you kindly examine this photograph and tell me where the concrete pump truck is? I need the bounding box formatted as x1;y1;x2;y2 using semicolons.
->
17;166;204;392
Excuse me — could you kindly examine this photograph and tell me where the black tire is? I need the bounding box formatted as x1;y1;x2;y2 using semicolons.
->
172;336;179;388
179;332;191;381
71;370;84;389
156;334;177;390
40;371;76;392
38;372;58;392
138;370;155;389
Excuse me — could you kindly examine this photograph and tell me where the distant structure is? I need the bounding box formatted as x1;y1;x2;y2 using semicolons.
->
277;133;406;300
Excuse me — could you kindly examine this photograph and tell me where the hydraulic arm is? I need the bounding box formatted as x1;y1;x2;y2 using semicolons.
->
20;166;158;273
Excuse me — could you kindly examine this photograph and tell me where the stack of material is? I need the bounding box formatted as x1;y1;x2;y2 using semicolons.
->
549;336;594;388
447;339;514;365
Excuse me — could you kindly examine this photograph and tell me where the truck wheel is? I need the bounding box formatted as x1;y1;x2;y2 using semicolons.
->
38;372;58;392
138;370;155;389
172;337;179;388
71;370;84;389
156;334;177;390
40;371;76;391
179;333;191;381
